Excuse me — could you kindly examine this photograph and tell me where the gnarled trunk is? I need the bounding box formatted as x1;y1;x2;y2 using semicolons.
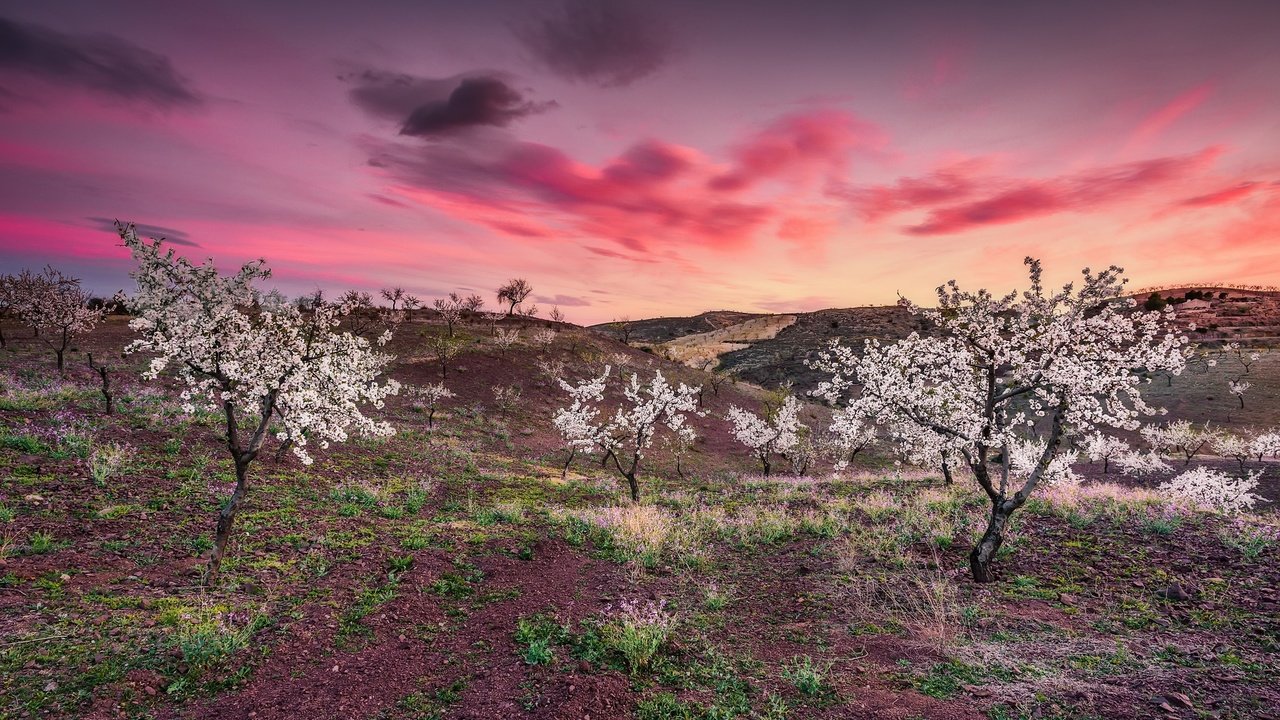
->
205;459;249;585
969;499;1014;583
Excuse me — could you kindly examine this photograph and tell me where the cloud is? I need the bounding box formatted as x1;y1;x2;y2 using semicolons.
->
363;110;876;255
513;0;673;87
535;293;591;307
835;148;1222;235
1178;181;1263;208
1124;84;1214;154
709;110;886;192
830;161;984;221
345;70;553;137
0;16;200;107
85;217;199;247
366;136;768;250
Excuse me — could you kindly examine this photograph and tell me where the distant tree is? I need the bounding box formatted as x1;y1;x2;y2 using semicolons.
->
725;395;805;476
1250;430;1280;463
1144;292;1167;312
1214;433;1253;475
1081;432;1129;474
1160;466;1261;514
1142;420;1216;466
381;286;421;311
407;382;454;429
481;311;506;336
433;293;467;337
1228;379;1251;410
425;331;464;379
823;411;877;471
492;384;522;418
24;266;105;375
549;305;566;323
119;222;399;585
553;367;702;500
612;316;633;343
531;327;557;350
460;293;485;317
497;278;533;316
494;328;521;356
0;273;15;348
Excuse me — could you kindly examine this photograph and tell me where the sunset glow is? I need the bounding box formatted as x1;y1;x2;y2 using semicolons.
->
2;1;1279;322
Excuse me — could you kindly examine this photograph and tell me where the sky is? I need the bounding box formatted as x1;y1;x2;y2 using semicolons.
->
1;0;1279;324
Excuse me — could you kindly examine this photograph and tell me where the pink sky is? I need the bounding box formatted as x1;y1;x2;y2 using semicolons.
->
2;1;1279;323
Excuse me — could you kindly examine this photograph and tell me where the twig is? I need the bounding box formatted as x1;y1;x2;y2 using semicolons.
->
1;633;69;648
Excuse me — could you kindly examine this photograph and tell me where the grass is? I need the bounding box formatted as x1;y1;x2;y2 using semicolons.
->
782;655;832;698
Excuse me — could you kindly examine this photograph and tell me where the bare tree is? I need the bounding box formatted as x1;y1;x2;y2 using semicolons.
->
433;293;467;337
497;278;533;316
87;352;114;415
381;287;421;311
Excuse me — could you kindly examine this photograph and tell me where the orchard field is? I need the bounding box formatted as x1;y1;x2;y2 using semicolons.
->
1;256;1279;720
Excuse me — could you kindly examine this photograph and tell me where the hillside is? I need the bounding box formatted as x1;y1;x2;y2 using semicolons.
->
1129;286;1280;346
1;312;1279;720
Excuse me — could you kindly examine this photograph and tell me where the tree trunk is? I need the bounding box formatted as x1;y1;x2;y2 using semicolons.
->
1238;395;1245;410
205;459;250;586
428;407;436;429
55;348;65;375
969;500;1013;583
940;461;953;485
761;454;771;476
562;449;575;480
625;472;639;502
0;327;6;348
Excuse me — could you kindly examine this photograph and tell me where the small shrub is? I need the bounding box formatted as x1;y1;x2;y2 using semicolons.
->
782;655;831;697
27;531;58;554
515;614;565;665
87;442;136;486
602;599;675;674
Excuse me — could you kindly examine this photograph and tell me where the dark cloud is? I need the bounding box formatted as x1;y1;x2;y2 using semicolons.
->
342;69;458;122
0;16;200;107
86;217;199;247
514;0;673;88
345;70;553;137
535;293;591;307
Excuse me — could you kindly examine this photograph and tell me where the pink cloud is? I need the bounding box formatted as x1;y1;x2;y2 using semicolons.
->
367;109;871;254
1124;84;1214;154
1178;181;1264;208
839;147;1224;235
708;109;886;192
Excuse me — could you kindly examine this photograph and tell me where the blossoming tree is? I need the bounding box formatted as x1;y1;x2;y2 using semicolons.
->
812;258;1188;582
822;411;877;471
1160;466;1262;514
725;394;805;476
553;366;702;500
119;223;400;584
22;266;106;374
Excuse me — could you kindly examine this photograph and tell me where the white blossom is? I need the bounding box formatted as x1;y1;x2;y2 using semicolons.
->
553;366;702;499
809;258;1188;581
1113;449;1171;476
1081;432;1130;473
823;409;877;471
726;395;805;475
1249;430;1280;462
1160;466;1262;514
119;222;400;467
